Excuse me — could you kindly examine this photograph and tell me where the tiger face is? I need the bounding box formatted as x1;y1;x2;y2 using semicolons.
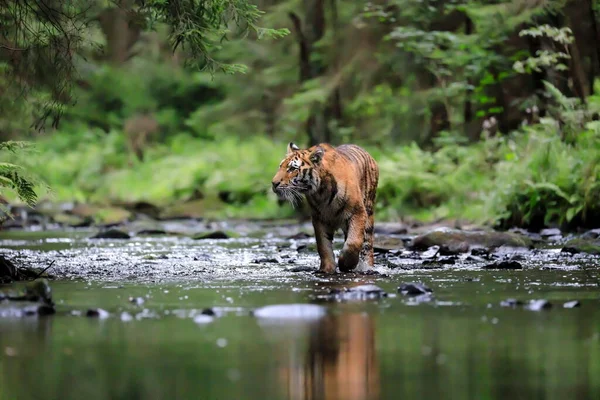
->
271;142;324;206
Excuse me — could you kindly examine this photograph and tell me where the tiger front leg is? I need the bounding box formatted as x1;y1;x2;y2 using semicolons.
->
338;212;366;272
313;220;336;274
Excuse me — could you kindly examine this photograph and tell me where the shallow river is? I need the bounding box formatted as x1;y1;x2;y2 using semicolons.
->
0;220;599;399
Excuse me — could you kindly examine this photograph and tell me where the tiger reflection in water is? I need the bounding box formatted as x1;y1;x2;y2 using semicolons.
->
276;311;380;400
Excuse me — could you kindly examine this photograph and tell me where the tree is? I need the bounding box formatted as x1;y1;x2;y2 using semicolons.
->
0;0;288;130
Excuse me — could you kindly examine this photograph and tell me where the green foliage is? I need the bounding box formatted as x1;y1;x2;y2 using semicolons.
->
513;25;574;74
0;142;39;210
141;0;289;73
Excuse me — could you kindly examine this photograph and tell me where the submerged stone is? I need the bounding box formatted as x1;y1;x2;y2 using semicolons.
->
0;302;55;318
398;282;433;296
129;297;145;306
192;231;229;240
483;260;523;270
253;304;326;320
500;299;524;307
526;300;552;311
25;279;53;305
409;228;533;252
193;314;214;324
90;229;131;239
320;284;387;302
86;308;110;319
563;300;581;309
200;308;216;316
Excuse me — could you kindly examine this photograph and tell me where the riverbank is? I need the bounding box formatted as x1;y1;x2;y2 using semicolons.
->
2;125;599;229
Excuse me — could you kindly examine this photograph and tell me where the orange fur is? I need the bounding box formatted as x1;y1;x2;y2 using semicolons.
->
272;142;379;273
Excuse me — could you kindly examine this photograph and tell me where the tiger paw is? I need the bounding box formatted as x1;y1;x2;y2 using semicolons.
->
338;251;359;272
319;263;336;274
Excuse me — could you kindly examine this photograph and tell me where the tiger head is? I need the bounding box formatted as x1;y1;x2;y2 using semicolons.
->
271;142;325;205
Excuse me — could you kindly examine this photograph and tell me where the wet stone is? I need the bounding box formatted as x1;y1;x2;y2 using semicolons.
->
483;260;523;270
86;308;110;319
201;307;216;316
193;314;214;324
409;228;533;251
563;300;581;309
422;257;456;266
286;232;311;240
319;285;387;302
253;304;326;320
192;231;229;240
500;299;524;307
287;265;315;273
398;282;433;296
129;297;145;306
540;228;561;238
90;229;131;240
137;229;167;236
252;258;280;264
581;228;600;240
0;302;55;318
561;238;600;255
471;248;490;257
526;300;552;311
374;222;408;235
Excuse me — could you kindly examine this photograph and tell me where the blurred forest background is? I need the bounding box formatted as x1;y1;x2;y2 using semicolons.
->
0;0;599;230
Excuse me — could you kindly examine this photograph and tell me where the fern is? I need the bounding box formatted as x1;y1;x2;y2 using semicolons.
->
0;143;39;210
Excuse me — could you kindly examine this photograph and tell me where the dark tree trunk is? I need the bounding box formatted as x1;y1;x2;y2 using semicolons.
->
588;0;600;92
464;15;473;129
289;0;332;146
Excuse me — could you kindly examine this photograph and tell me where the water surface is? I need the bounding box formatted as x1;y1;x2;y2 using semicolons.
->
0;222;599;399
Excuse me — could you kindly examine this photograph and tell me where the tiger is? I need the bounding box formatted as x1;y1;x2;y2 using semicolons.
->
272;142;379;274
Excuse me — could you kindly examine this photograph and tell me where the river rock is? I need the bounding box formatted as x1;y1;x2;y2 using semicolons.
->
483;260;523;270
52;213;92;227
581;228;600;240
286;232;311;240
398;282;433;296
409;228;533;252
124;201;162;219
24;280;53;305
0;302;55;318
90;229;131;239
539;228;562;241
193;314;214;324
561;238;600;255
86;308;110;319
129;296;145;306
526;300;552;311
563;300;581;309
71;204;132;226
192;231;229;240
287;265;315;273
320;284;387;302
0;256;17;281
374;222;408;235
253;304;326;321
500;298;524;307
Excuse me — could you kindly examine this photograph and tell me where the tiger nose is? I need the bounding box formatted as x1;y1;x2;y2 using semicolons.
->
272;181;280;191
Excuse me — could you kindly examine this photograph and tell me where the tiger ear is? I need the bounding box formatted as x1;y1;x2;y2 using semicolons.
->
310;146;325;164
287;142;300;155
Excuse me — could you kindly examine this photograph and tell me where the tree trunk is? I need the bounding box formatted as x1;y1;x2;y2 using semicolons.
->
290;0;331;146
463;15;473;131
